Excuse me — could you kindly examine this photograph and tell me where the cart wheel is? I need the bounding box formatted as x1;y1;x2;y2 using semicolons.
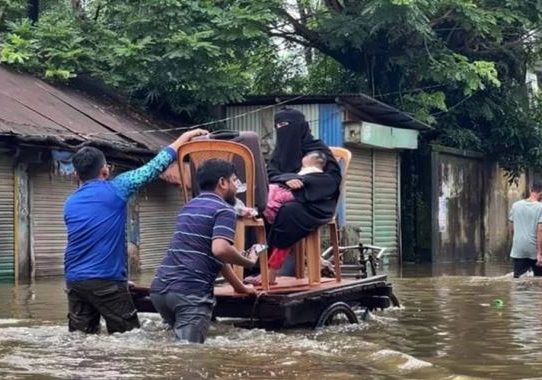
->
315;302;358;328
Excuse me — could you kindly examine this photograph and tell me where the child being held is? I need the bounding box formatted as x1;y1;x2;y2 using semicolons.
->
263;150;327;224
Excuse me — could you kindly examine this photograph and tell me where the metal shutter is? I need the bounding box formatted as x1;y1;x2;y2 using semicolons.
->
138;181;183;271
0;157;14;281
30;171;75;277
345;147;373;245
373;150;399;256
344;148;400;255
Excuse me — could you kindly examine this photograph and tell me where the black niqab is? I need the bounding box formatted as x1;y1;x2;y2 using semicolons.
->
266;108;342;248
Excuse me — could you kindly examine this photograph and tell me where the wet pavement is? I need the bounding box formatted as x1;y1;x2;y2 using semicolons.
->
1;262;541;379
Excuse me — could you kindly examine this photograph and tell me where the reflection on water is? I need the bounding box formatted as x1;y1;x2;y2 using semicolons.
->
1;262;542;379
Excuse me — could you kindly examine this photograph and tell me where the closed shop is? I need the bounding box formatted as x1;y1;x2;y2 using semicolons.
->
344;147;400;256
138;181;183;271
30;171;76;277
0;157;14;281
373;150;399;255
345;147;373;245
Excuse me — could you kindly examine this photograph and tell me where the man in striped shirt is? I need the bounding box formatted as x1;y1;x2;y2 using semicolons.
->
150;159;258;343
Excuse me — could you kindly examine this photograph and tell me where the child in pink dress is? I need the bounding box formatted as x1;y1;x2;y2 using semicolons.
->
263;151;326;224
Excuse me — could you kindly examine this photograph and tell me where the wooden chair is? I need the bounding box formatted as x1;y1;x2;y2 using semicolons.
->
295;147;352;286
177;140;270;291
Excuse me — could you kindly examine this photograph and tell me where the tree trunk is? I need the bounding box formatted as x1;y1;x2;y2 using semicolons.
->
296;0;313;66
27;0;39;23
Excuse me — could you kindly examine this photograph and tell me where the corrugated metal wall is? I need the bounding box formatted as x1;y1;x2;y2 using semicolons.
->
225;104;320;139
288;104;319;138
0;157;14;281
225;106;270;138
319;104;346;225
344;147;400;255
318;104;343;146
373;150;399;255
138;181;183;271
30;171;75;277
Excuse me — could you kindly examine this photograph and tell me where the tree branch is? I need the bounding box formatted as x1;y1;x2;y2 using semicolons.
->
430;9;453;27
324;0;344;13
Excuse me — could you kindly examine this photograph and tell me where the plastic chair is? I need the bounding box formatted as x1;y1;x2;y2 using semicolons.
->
295;147;352;286
177;140;270;291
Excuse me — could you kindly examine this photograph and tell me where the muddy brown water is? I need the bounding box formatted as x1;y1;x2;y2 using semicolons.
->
1;262;541;379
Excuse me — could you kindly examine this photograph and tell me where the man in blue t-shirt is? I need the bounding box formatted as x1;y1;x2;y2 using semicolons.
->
150;159;258;343
64;128;208;334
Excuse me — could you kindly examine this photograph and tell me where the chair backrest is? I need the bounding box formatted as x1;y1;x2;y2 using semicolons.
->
330;147;352;220
177;140;256;207
330;146;352;194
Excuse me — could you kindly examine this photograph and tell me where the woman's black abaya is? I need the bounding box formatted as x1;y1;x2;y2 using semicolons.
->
266;108;342;248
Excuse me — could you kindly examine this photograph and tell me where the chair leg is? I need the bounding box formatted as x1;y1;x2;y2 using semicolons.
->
233;221;245;280
306;229;321;286
255;226;269;291
329;221;341;282
294;240;305;279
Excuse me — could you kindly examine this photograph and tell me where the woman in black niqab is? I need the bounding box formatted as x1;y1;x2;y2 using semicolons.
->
263;108;342;279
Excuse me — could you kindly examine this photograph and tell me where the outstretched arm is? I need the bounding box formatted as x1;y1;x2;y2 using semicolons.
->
111;129;207;200
111;148;177;200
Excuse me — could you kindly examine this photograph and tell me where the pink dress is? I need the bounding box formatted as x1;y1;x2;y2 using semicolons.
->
263;184;294;224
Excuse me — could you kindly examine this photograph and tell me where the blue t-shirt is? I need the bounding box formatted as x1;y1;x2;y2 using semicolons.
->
64;147;176;282
150;192;236;297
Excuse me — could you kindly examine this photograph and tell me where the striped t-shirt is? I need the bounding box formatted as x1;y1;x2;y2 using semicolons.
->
150;192;236;297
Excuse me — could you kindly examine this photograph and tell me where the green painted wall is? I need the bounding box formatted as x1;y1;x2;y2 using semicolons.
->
345;122;418;150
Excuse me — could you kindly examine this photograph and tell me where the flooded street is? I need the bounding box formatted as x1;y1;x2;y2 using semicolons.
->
1;263;542;379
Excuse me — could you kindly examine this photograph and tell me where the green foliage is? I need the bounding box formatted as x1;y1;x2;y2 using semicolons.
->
1;0;541;176
0;0;272;118
263;0;542;176
0;0;25;32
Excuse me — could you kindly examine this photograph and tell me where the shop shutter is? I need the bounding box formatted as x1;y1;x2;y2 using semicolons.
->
344;147;400;256
373;150;400;255
30;171;76;277
138;181;183;271
0;157;14;281
344;147;373;245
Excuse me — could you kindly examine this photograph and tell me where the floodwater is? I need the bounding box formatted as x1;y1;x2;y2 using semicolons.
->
1;262;542;379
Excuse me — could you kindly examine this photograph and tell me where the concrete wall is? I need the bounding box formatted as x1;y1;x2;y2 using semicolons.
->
433;148;484;262
483;162;527;261
403;145;527;263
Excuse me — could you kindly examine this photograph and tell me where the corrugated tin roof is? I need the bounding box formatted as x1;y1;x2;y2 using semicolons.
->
227;94;432;131
0;66;176;153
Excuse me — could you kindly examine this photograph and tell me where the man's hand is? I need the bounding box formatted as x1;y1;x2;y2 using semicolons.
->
537;252;542;266
242;247;259;268
213;238;257;268
183;128;208;141
286;179;304;189
220;265;258;295
169;128;208;151
241;284;257;295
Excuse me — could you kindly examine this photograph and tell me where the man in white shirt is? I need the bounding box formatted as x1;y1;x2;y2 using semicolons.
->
509;182;542;278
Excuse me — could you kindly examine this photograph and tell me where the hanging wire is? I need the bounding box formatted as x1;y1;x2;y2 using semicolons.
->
2;83;454;143
0;94;308;140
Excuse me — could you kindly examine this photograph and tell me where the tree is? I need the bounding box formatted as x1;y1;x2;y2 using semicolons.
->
2;0;541;176
263;0;542;176
0;0;26;31
0;0;273;119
